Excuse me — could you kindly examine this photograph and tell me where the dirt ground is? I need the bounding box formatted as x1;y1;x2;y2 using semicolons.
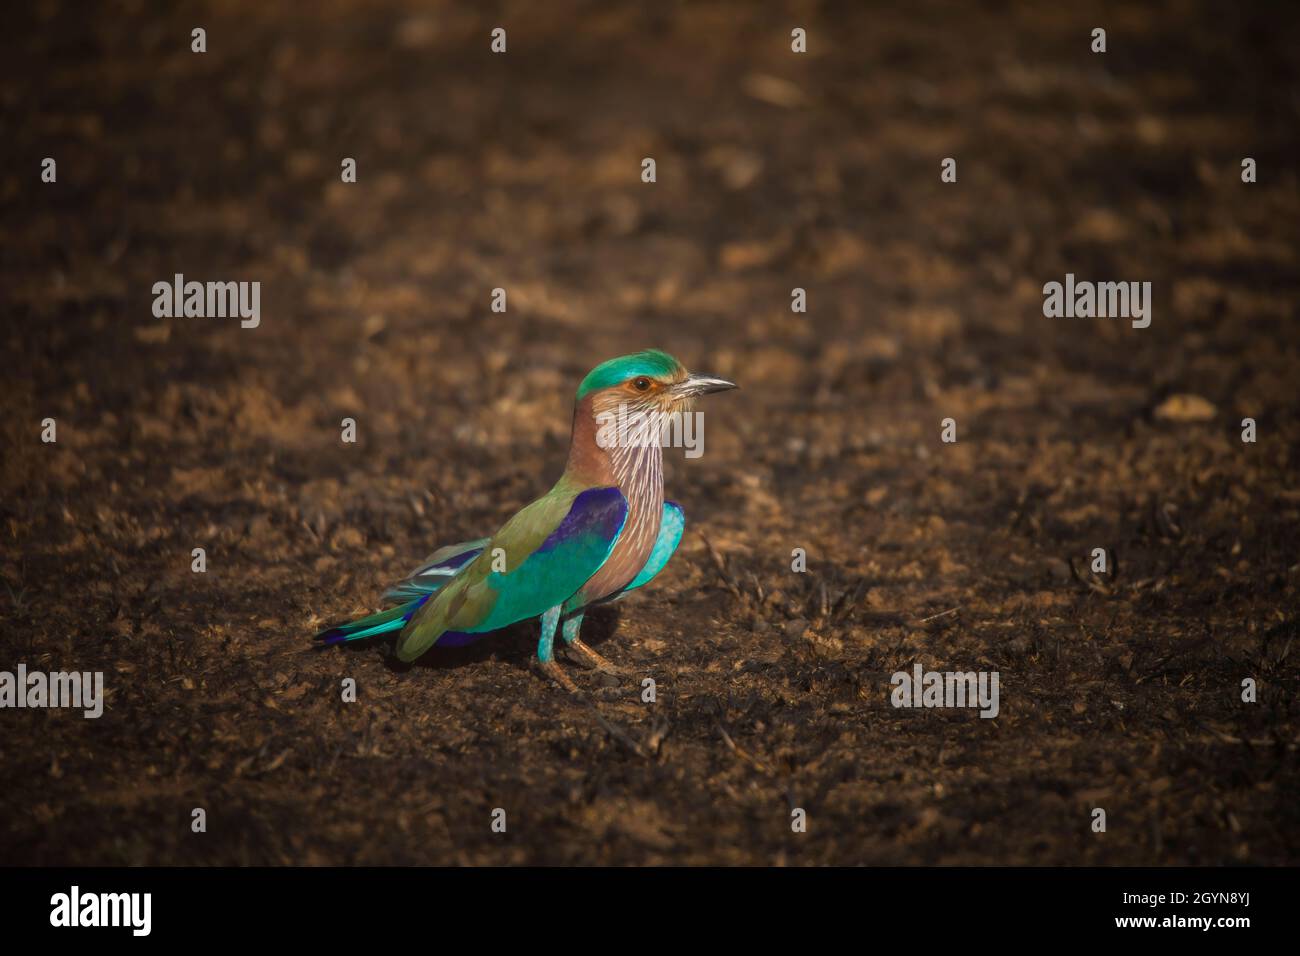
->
2;1;1297;865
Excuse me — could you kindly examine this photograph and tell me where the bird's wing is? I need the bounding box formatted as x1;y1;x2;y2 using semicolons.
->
395;485;627;662
379;537;489;607
413;538;493;575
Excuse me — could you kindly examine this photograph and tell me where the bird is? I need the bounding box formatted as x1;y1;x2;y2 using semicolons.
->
313;349;737;692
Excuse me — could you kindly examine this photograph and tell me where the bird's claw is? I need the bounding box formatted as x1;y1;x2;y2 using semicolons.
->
536;658;583;695
534;657;647;757
566;638;627;676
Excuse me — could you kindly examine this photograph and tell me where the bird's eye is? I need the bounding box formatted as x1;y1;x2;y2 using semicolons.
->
632;377;652;391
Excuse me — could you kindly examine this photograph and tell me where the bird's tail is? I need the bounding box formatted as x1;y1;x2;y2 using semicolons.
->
313;536;487;648
313;599;426;647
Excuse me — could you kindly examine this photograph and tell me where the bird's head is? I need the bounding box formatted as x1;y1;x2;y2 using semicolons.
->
576;349;737;420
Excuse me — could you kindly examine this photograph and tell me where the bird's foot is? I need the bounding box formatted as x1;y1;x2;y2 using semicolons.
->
535;658;583;695
534;659;647;757
566;638;627;676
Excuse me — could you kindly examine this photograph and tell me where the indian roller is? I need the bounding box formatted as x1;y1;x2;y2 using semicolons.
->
313;350;736;691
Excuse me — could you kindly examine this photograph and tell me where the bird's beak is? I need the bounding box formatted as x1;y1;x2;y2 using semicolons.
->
672;374;738;397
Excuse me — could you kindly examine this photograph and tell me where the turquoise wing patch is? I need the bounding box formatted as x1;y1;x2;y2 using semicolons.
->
471;486;628;632
625;501;685;591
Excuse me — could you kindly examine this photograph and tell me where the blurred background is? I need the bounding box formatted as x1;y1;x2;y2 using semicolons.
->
1;0;1297;864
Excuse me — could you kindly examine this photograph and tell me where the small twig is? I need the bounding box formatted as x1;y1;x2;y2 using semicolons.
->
717;721;774;775
830;579;865;622
644;719;671;756
1194;724;1298;750
588;705;648;759
914;606;960;626
699;532;742;599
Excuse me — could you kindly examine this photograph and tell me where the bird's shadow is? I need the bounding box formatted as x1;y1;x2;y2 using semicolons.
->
344;604;624;674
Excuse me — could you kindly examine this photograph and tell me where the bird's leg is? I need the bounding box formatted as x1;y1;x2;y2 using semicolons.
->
539;608;646;755
561;611;627;675
536;605;581;694
560;611;584;646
